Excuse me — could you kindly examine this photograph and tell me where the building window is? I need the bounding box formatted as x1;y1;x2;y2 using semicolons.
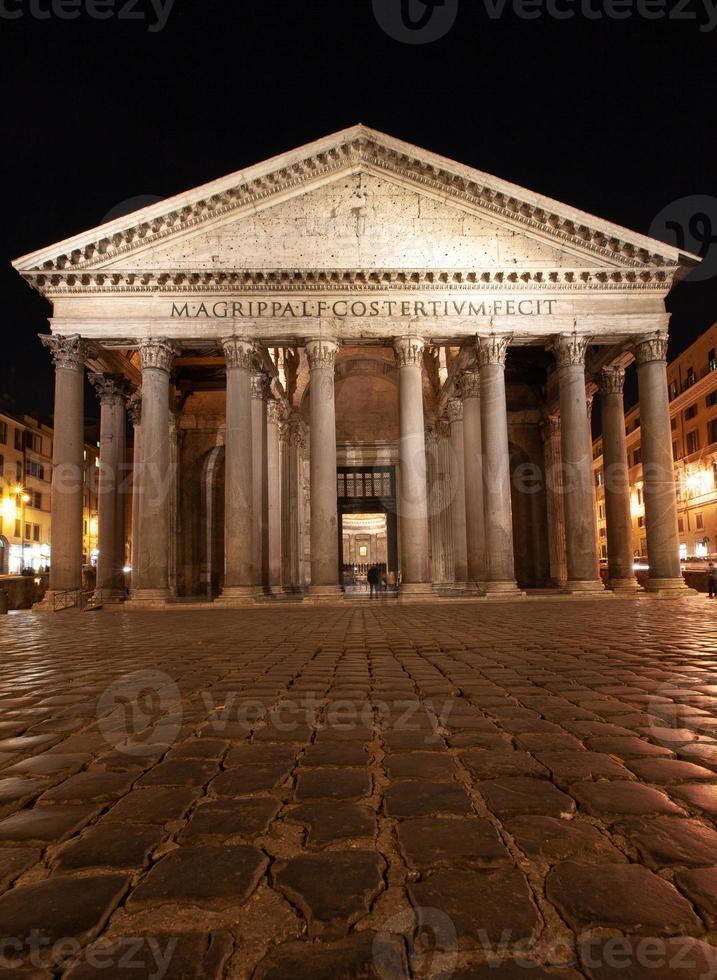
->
686;367;696;388
686;429;700;454
678;518;685;532
599;526;606;538
14;429;23;451
685;404;698;420
0;454;3;476
15;462;22;482
24;523;31;540
672;440;679;461
0;422;6;445
696;513;704;529
708;418;717;445
708;392;717;408
638;516;645;528
598;504;604;520
669;380;678;400
709;349;716;372
633;449;641;466
32;524;40;542
14;519;20;538
671;416;677;429
595;471;603;487
32;492;42;510
27;460;45;480
637;487;643;505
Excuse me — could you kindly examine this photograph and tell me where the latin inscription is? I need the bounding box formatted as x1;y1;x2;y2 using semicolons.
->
170;298;559;319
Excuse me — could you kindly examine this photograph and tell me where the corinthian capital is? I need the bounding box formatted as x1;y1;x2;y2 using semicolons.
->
477;335;510;368
446;397;463;423
88;373;128;406
600;365;626;394
222;336;255;371
251;372;270;401
633;332;668;366
126;391;142;426
460;370;481;399
305;338;339;371
393;336;425;368
138;339;175;374
267;399;285;425
552;332;590;369
40;333;89;371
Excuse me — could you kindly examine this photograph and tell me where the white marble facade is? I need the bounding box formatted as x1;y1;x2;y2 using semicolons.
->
13;126;699;604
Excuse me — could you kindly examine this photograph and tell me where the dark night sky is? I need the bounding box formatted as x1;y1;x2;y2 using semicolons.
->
1;0;715;423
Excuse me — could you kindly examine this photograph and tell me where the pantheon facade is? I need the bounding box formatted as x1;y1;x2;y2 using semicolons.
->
13;126;697;606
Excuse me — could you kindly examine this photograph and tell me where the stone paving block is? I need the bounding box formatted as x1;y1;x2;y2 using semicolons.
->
461;749;548;779
224;744;299;767
668;782;717;816
409;868;540;948
384;779;472;817
287;802;376;845
624;758;716;783
0;874;129;961
674;867;717;922
165;738;229;760
546;862;702;935
39;771;135;803
0;777;46;813
295;767;371;801
453;963;584;980
383;751;454;780
252;931;406;980
579;936;717;979
515;733;585;752
272;850;384;937
0;805;98;844
616;816;717;868
535;751;633;786
127;844;267;910
300;743;370;766
505;816;627;865
64;932;235;979
53;822;163;870
210;764;290;796
0;847;40;891
136;759;218;787
179;797;280;841
102;786;196;824
397;816;512;869
476;777;575;817
3;753;91;777
585;736;673;757
571;780;685;820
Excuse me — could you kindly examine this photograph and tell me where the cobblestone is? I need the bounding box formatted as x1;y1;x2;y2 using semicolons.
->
0;599;715;974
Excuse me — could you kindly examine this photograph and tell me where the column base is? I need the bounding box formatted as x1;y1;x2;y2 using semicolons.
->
95;588;127;604
644;577;698;597
606;577;641;594
214;586;257;607
483;581;524;597
305;585;343;603
126;588;171;609
397;582;435;602
565;579;606;594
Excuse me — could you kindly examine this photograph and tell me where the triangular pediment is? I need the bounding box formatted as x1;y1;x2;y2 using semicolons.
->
13;125;695;287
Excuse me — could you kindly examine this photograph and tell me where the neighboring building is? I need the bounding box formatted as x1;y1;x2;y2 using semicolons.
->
593;322;717;560
0;408;99;574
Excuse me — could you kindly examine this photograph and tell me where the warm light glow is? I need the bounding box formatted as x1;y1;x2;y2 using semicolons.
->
21;494;30;504
682;467;714;498
630;492;643;518
88;517;98;537
13;484;23;496
122;565;132;574
1;497;15;521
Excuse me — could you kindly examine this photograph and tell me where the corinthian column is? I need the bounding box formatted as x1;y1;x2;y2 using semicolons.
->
267;399;283;593
552;333;603;592
634;332;691;594
40;334;88;598
394;336;431;594
251;371;270;592
305;339;340;597
89;373;128;601
219;337;255;601
600;367;640;592
447;396;468;586
477;336;519;593
130;338;174;604
461;369;487;589
127;392;142;591
539;415;568;588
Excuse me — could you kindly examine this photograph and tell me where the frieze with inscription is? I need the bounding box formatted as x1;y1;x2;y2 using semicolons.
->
170;297;559;319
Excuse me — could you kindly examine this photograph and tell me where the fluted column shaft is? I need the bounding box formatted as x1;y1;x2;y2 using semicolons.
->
267;400;283;592
635;333;687;592
251;372;270;591
394;337;431;592
600;367;639;591
540;415;568;587
478;337;518;592
41;335;87;595
553;333;603;591
461;370;488;588
447;397;468;585
221;338;255;598
132;339;174;601
89;374;127;600
127;394;142;591
306;339;340;595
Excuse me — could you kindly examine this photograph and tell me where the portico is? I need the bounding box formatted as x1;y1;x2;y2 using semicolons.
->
14;126;698;605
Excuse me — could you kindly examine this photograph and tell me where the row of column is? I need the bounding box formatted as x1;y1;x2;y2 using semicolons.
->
41;328;685;603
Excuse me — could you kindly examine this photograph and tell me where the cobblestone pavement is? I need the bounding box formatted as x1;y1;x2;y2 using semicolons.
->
1;599;717;978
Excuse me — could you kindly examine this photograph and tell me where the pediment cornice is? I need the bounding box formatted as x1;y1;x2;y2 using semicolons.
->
23;265;679;297
13;125;695;281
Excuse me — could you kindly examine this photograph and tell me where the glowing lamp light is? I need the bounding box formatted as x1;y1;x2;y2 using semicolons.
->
683;468;713;497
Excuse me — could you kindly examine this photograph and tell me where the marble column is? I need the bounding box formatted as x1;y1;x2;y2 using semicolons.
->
553;333;603;592
280;415;303;591
461;369;487;590
425;420;453;587
394;336;431;594
131;339;174;603
89;373;127;601
305;339;340;596
540;415;568;588
447;396;468;586
251;372;270;592
477;337;519;592
634;332;689;593
267;399;283;593
218;338;255;600
40;335;87;596
127;392;142;591
599;366;640;592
